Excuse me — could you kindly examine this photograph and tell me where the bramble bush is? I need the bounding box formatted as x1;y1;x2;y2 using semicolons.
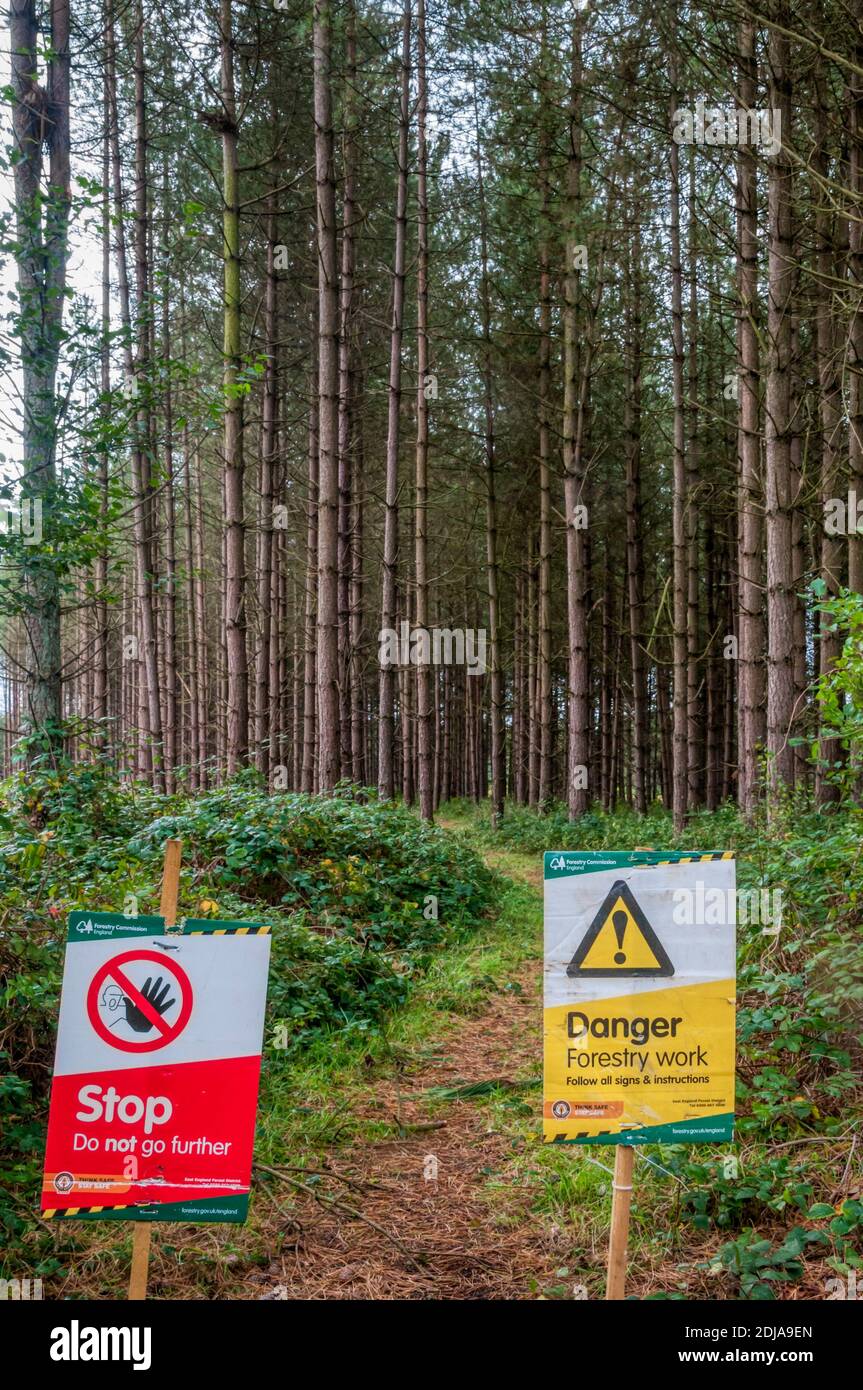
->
0;768;497;1265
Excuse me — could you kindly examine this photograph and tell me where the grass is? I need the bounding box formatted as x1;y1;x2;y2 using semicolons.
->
259;873;542;1158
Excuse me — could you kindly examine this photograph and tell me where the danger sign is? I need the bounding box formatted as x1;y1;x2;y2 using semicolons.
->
544;851;735;1146
567;881;673;978
41;912;271;1223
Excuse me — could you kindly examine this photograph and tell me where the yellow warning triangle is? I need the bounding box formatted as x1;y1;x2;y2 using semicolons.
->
567;880;674;978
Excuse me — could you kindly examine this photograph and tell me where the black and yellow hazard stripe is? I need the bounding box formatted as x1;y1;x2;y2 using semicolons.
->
185;925;271;936
652;851;734;865
42;1204;133;1217
551;1130;614;1142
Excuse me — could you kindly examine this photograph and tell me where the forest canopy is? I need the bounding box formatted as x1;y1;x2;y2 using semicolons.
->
0;0;861;822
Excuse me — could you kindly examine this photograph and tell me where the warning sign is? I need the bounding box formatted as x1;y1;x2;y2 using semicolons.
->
544;851;736;1146
568;880;673;978
86;950;193;1052
40;913;271;1223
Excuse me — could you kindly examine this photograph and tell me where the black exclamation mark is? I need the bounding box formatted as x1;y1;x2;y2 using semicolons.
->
612;909;627;964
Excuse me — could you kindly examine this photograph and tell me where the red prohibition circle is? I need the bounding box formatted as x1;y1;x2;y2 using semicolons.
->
86;949;193;1053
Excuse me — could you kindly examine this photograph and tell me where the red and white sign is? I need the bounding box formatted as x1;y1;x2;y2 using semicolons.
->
41;930;271;1214
86;950;194;1053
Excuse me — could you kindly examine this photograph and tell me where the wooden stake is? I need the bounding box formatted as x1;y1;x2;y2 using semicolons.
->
159;837;183;927
128;1221;152;1301
603;849;647;1301
605;1143;634;1300
127;838;182;1302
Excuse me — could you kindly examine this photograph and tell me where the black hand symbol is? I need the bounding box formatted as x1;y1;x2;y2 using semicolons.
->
122;976;176;1033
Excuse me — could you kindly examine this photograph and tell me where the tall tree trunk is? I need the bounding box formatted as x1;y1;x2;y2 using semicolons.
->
255;193;279;781
10;0;71;751
220;0;248;774
377;2;410;801
563;14;590;820
415;0;435;821
302;368;319;792
160;155;177;793
537;32;553;809
473;68;504;827
814;79;843;803
848;0;863;592
625;207;647;814
350;369;365;784
765;10;796;796
669;23;688;832
313;0;342;792
338;3;358;781
737;15;765;815
686;150;701;810
95;53;111;740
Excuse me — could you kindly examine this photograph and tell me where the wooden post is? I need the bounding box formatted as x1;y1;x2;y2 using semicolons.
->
605;1143;634;1300
127;838;182;1301
159;838;183;928
128;1222;152;1301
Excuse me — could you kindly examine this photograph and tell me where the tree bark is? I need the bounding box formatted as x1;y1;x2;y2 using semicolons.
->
765;10;796;795
219;0;248;774
415;0;435;821
10;0;71;750
669;24;688;832
377;1;411;801
736;15;765;815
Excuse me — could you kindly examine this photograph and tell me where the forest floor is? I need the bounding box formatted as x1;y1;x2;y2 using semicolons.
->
248;841;553;1299
220;827;569;1300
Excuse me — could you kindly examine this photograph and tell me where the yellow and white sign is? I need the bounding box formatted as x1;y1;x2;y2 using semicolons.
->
543;851;736;1145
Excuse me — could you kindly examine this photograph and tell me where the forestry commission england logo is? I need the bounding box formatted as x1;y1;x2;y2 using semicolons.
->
50;1320;152;1371
549;855;567;871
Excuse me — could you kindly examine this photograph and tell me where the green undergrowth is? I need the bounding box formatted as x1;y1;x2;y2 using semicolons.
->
2;861;537;1298
3;778;861;1300
427;798;863;1300
0;766;497;1281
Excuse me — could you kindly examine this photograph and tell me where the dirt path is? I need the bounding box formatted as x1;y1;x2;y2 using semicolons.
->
247;848;558;1300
